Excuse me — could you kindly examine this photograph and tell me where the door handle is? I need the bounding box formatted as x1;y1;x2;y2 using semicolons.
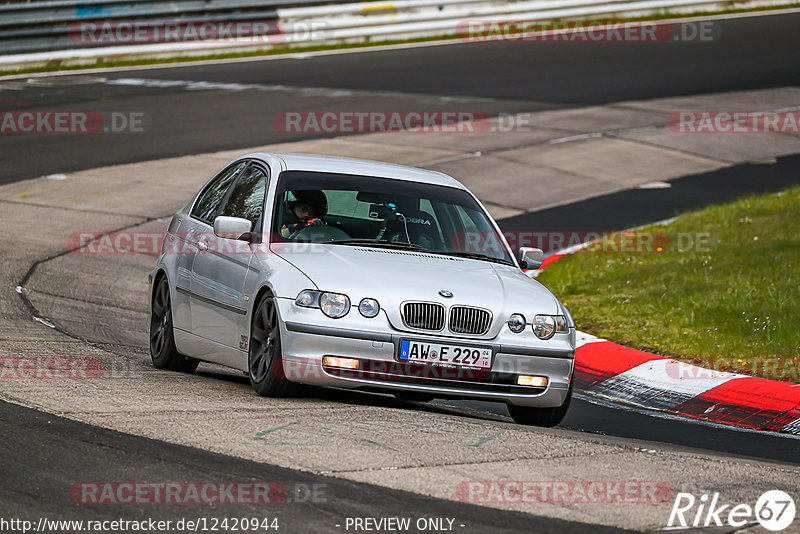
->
197;239;209;251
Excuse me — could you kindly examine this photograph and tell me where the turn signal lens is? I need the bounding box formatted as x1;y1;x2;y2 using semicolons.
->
517;375;549;387
322;356;360;370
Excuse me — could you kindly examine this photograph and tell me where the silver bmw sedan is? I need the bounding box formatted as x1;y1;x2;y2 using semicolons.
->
149;153;575;426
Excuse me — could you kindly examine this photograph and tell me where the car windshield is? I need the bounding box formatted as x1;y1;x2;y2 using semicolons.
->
272;171;515;265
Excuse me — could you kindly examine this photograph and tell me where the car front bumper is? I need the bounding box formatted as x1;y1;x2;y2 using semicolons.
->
276;298;574;408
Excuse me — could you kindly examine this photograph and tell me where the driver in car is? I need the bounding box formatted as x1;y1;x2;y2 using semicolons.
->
280;190;328;238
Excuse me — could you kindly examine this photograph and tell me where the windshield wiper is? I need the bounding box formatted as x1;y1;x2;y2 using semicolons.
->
328;239;428;251
432;251;515;266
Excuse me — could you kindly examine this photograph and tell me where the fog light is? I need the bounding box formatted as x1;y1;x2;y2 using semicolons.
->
517;375;548;387
322;356;360;370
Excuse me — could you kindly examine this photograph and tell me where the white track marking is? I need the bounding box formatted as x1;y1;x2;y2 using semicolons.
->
575;330;607;348
592;358;746;408
102;77;496;102
636;181;672;189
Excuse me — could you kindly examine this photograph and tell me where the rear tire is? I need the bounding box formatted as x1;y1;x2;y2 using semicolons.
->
507;386;572;427
248;294;294;397
150;276;199;373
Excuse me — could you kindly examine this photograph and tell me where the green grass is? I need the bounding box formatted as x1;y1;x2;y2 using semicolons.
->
2;3;800;77
538;186;800;382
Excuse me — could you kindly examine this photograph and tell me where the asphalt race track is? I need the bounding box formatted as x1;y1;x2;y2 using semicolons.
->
0;400;623;534
2;8;800;533
500;153;800;248
1;11;800;183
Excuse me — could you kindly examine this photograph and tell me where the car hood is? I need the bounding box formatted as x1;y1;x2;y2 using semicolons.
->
272;243;560;337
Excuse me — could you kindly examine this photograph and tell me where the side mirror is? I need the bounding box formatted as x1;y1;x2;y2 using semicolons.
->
214;216;252;241
518;247;544;270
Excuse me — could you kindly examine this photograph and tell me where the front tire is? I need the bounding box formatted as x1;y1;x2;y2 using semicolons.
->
507;386;572;427
150;276;199;373
248;294;294;397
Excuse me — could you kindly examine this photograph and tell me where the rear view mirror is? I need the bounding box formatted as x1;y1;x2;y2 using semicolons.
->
356;191;392;203
213;216;252;240
518;247;544;270
368;203;395;219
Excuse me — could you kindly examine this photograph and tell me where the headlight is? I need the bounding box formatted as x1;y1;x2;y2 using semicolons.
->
295;289;321;308
532;314;569;339
295;290;351;318
507;313;526;333
319;292;350;318
358;298;380;318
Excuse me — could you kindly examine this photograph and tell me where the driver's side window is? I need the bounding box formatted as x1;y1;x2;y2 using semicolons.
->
191;162;247;224
218;165;269;229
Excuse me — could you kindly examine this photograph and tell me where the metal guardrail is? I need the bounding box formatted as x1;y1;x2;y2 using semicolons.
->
0;0;783;68
0;0;355;54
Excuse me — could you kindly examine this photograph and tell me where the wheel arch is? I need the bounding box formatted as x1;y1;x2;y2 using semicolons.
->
150;267;169;306
252;284;275;305
249;284;277;326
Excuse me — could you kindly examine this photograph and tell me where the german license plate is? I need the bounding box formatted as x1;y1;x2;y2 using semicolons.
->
399;340;492;369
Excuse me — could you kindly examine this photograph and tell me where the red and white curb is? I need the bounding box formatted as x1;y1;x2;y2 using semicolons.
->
522;223;800;435
572;332;800;435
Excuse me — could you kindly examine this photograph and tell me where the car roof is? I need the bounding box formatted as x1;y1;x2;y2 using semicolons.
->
246;152;466;189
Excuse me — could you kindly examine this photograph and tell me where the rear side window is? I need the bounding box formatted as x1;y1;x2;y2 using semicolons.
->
219;165;269;227
191;162;247;223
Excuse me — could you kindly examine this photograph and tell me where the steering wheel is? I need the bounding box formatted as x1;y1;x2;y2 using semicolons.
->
289;224;350;242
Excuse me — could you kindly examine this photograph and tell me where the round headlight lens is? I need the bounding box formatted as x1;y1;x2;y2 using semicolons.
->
319;292;350;318
532;314;557;339
358;298;380;318
507;313;526;333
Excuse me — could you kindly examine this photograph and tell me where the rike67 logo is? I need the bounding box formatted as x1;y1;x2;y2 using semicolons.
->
668;490;796;531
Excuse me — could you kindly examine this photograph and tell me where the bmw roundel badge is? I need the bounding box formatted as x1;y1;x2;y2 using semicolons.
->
439;290;453;298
